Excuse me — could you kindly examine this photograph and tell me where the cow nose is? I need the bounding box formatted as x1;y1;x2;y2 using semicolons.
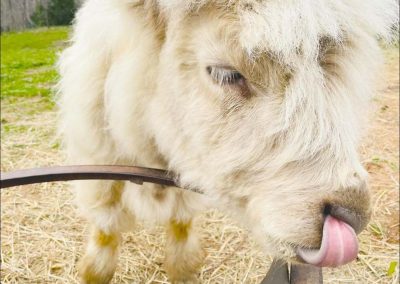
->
323;203;369;234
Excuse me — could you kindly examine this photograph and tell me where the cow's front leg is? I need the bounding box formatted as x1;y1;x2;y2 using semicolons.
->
78;227;121;284
164;217;205;284
74;180;133;284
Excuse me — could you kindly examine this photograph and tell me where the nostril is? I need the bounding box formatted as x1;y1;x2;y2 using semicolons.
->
323;204;367;234
323;203;332;216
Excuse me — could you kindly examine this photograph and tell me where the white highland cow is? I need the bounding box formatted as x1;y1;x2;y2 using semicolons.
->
58;0;398;283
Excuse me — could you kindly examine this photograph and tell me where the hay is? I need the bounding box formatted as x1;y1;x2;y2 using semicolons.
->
1;48;399;283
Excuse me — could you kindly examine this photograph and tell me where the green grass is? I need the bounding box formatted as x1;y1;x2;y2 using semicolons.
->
1;27;70;102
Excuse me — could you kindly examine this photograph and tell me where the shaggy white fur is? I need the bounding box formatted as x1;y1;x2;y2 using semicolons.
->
58;0;398;282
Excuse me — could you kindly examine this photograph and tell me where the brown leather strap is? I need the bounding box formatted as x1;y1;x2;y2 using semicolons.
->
0;165;179;189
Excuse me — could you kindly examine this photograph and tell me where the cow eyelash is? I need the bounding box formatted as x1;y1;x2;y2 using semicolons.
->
206;66;245;86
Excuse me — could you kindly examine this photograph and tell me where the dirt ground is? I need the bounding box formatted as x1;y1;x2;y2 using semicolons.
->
1;47;399;283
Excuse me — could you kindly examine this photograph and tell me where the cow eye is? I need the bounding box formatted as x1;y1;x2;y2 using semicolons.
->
206;66;245;86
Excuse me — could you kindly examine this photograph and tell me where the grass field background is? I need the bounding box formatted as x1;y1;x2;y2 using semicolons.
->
1;28;399;283
1;27;68;100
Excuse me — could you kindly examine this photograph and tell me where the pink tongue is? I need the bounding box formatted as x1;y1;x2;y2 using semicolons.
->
298;215;359;267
